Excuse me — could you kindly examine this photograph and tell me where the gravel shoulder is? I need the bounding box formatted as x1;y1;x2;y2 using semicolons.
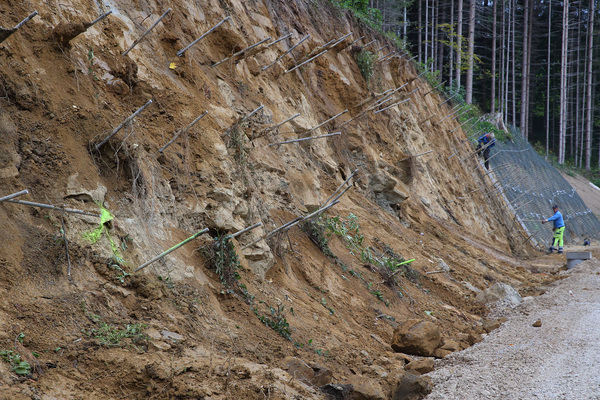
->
426;255;600;400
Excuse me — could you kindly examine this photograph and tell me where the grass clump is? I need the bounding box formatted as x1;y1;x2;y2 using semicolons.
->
86;322;147;346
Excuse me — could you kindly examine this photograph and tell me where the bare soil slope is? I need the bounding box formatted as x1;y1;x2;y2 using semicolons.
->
0;1;569;399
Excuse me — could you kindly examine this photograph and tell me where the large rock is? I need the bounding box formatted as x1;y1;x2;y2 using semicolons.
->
345;375;385;400
476;282;523;306
391;320;443;357
391;370;433;400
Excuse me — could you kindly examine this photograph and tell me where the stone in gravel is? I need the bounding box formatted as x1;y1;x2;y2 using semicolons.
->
482;319;503;333
532;319;542;327
391;319;443;357
391;370;433;400
476;282;523;306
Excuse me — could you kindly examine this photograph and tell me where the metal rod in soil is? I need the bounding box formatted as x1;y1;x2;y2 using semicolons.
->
122;8;171;56
177;16;231;57
95;99;153;150
135;228;209;272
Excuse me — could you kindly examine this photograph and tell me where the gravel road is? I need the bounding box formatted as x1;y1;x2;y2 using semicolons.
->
426;257;600;400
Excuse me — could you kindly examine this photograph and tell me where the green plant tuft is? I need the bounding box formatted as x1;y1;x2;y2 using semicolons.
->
0;350;31;375
355;50;376;83
253;304;291;340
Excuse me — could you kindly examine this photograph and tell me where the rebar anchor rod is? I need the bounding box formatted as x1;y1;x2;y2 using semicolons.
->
0;189;29;202
213;37;272;67
262;34;310;72
268;132;341;147
303;110;348;136
95;99;153;150
177;16;231;57
159;111;208;153
265;113;301;132
0;11;38;43
5;199;100;218
122;8;171;56
135;228;210;272
240;105;264;124
321;169;359;207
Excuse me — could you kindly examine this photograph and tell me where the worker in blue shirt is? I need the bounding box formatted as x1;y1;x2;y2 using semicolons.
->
542;204;565;254
476;132;495;170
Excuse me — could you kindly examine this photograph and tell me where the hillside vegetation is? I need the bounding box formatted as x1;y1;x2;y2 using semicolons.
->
0;0;560;398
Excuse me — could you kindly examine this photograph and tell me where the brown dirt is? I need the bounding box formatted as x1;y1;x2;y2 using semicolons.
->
0;1;583;399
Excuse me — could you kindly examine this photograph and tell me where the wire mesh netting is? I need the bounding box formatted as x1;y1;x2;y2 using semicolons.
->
481;127;600;249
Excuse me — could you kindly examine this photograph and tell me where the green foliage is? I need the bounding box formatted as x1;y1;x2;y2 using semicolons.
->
325;213;364;254
335;0;383;29
86;322;147;346
107;255;130;283
0;350;31;375
212;236;242;291
370;289;384;301
253;304;291;340
300;216;336;258
355;50;376;83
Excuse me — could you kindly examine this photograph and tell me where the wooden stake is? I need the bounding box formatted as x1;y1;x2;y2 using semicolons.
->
213;37;271;67
375;45;388;52
5;199;101;218
122;8;171;56
135;228;209;272
262;34;310;71
268;132;341;146
94;99;153;150
0;189;29;202
284;200;341;232
159;111;208;153
0;11;38;43
177;16;231;57
303;110;348;136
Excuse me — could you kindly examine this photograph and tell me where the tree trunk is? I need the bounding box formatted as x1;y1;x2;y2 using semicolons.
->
491;0;497;114
456;0;463;88
559;0;569;164
586;0;594;170
546;0;551;159
465;0;475;103
520;0;529;138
